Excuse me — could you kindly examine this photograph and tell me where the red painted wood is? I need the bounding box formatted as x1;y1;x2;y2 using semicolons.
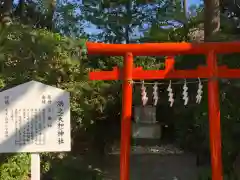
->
86;41;240;180
207;51;223;180
87;41;240;56
89;65;240;80
120;53;133;180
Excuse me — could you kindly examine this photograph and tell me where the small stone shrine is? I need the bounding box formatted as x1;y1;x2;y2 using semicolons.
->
132;105;161;143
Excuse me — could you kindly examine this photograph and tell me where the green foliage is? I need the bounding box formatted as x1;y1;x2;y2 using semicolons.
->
46;155;106;180
0;153;30;180
0;23;116;179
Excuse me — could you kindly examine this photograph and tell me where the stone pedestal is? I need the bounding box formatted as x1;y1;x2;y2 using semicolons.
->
132;123;161;139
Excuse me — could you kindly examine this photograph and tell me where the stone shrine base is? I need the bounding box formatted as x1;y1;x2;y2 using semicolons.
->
100;145;202;180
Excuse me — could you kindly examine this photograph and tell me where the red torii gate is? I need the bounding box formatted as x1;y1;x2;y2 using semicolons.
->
86;41;240;180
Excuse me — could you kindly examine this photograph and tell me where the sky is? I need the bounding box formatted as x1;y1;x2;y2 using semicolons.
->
189;0;201;6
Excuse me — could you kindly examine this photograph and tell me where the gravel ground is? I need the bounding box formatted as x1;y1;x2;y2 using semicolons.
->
110;145;184;155
100;144;199;180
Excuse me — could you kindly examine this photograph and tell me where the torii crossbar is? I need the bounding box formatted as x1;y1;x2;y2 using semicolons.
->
86;41;240;180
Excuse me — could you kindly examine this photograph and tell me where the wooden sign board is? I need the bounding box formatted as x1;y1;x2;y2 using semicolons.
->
0;80;71;153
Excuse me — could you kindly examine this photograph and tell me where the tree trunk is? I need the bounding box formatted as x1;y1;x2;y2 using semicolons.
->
15;0;25;18
0;0;13;25
183;0;188;20
125;0;131;44
204;0;220;41
182;0;189;41
47;0;56;30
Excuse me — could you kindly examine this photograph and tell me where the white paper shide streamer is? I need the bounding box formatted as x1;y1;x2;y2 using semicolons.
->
136;79;204;106
153;82;158;106
167;80;174;107
182;80;189;105
141;80;148;106
196;78;203;104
